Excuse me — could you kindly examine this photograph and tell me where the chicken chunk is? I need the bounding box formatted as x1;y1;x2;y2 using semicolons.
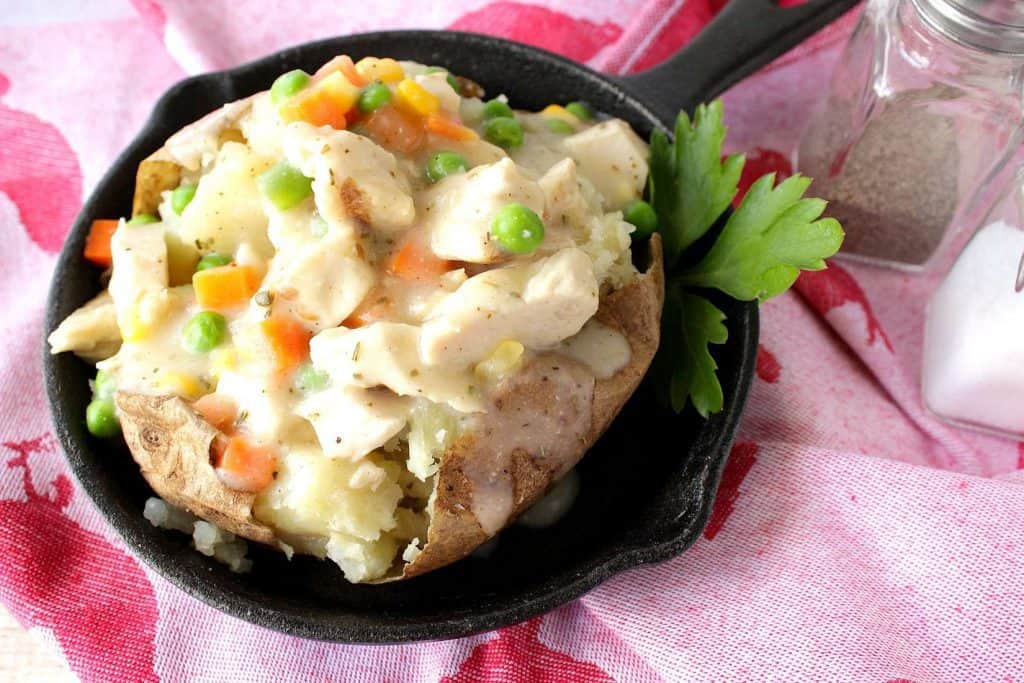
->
108;222;171;341
563;119;648;210
538;158;594;250
420;247;599;366
283;125;415;231
422;158;545;264
263;232;375;330
298;387;410;461
47;291;121;363
171;141;275;260
310;324;483;413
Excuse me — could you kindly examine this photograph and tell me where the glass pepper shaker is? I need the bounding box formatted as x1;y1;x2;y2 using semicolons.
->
922;153;1024;438
796;0;1024;270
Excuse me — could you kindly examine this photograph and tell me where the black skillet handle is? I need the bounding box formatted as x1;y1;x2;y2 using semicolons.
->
619;0;861;121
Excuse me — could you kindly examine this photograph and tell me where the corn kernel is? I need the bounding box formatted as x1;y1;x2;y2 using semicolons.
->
155;371;205;399
118;307;149;343
474;340;525;384
395;78;440;117
355;57;405;83
209;349;237;380
541;104;577;125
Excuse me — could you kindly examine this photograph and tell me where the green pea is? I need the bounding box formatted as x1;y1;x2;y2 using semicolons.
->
171;184;197;215
358;81;392;113
271;69;311;104
425;151;469;183
565;101;594;121
92;370;116;401
482;99;514;120
127;213;159;225
295;363;330;392
86;399;120;438
491;203;545;254
546;118;575;135
622;199;658;238
446;73;460;91
182;311;227;353
483;116;523;150
195;253;232;272
258;162;313;211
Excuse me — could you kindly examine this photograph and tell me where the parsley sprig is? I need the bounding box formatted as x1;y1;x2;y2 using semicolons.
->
648;100;843;416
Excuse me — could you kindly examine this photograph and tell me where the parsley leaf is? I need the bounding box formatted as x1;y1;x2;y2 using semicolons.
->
648;100;844;414
649;100;743;269
678;173;844;302
662;286;728;417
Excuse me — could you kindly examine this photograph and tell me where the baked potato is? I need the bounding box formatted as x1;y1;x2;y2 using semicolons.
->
50;56;664;583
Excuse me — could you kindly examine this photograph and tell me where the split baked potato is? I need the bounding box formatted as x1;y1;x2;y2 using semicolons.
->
49;56;664;582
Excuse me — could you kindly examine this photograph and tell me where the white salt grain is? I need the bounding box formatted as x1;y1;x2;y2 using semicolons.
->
923;220;1024;435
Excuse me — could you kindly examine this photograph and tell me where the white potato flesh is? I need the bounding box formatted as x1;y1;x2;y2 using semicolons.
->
310;323;484;413
406;399;459;480
419;247;599;367
423;158;545;264
298;386;410;461
263;232;375;330
254;448;402;543
326;532;399;583
283;124;415;230
563;119;648;210
176;141;275;258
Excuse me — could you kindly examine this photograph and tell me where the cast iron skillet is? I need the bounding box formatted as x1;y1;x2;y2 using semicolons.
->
45;0;858;643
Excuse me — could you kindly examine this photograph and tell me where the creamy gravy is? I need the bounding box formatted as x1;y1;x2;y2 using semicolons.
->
558;320;631;380
464;355;594;535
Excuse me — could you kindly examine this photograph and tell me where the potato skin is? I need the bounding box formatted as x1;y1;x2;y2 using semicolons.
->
397;236;664;580
115;392;276;544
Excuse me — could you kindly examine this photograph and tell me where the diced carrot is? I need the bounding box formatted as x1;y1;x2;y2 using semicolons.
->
193;393;238;433
261;313;312;375
279;72;359;129
193;264;260;310
362;106;426;155
212;435;277;493
83;219;119;267
425;114;478;141
314;55;367;87
387;233;454;281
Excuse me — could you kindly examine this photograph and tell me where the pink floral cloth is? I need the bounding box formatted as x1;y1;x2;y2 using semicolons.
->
1;1;1022;680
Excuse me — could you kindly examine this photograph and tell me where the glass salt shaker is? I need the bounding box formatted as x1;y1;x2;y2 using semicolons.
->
922;156;1024;438
796;0;1024;270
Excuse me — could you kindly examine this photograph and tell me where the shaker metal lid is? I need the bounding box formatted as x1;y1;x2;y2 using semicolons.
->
915;0;1024;53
